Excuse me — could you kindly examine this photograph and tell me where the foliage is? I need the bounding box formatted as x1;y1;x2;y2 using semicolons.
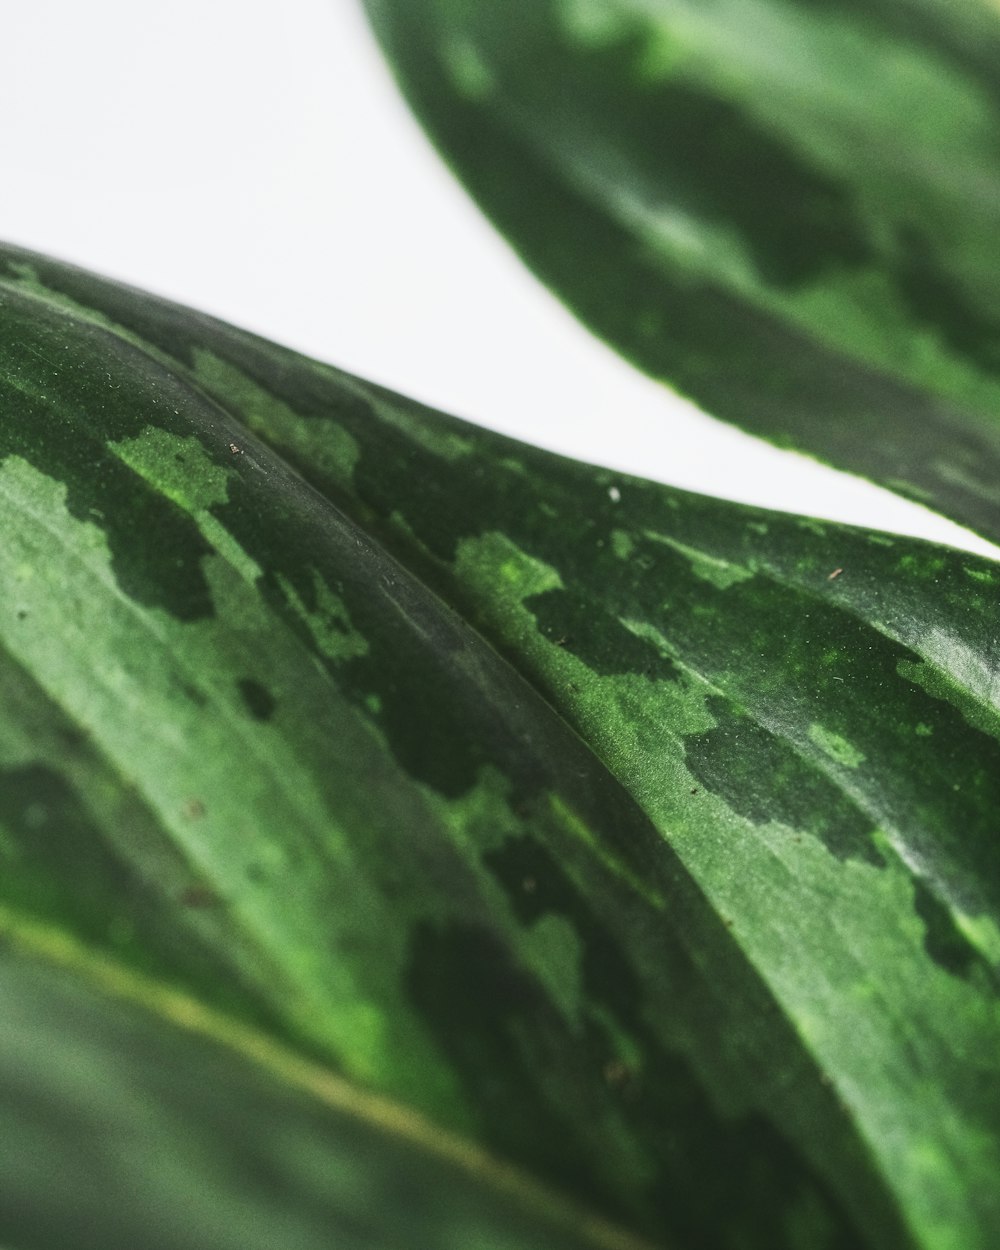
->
1;3;999;1248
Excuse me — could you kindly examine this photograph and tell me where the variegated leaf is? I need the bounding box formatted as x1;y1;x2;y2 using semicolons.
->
2;245;998;1247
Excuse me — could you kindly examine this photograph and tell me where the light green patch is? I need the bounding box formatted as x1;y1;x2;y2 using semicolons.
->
198;514;262;585
191;351;361;492
643;531;754;590
441;34;496;99
559;0;633;48
932;456;999;505
422;765;518;862
275;570;369;664
964;564;996;585
808;723;865;769
455;533;563;616
634;24;688;82
885;478;936;504
955;912;1000;968
110;426;261;585
610;529;634;560
522;913;584;1024
110;426;230;512
915;722;933;737
355;381;476;463
622;190;733;273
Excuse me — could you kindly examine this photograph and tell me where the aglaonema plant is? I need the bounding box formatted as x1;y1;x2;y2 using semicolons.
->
1;2;998;1248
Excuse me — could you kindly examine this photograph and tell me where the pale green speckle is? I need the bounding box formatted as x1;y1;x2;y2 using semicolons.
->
808;723;865;769
611;529;634;559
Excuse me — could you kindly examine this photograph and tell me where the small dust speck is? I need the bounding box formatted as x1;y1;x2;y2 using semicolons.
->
608;486;621;503
228;441;243;456
827;567;843;580
521;876;537;894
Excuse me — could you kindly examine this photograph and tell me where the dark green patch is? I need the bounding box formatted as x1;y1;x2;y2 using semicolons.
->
237;678;276;722
526;587;677;678
480;834;865;1249
912;875;995;985
684;699;884;866
407;919;600;1198
895;226;1000;377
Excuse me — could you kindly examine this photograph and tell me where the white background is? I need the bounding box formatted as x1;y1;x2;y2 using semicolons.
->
3;0;994;557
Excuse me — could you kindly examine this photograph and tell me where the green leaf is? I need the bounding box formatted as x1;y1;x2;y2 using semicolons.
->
360;0;1000;543
2;244;999;1248
0;920;654;1250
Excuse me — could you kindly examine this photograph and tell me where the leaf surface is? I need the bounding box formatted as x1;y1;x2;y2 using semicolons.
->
2;245;999;1248
361;0;1000;542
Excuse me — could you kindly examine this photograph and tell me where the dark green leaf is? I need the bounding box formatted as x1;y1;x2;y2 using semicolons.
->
361;0;1000;543
2;245;999;1248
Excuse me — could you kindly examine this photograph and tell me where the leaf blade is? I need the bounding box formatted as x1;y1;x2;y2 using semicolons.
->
0;249;906;1247
7;245;1000;1245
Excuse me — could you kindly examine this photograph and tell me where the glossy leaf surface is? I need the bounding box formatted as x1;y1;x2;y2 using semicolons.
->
1;245;999;1248
361;0;1000;542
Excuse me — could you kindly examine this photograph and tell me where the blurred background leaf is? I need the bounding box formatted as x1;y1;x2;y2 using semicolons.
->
361;0;1000;543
